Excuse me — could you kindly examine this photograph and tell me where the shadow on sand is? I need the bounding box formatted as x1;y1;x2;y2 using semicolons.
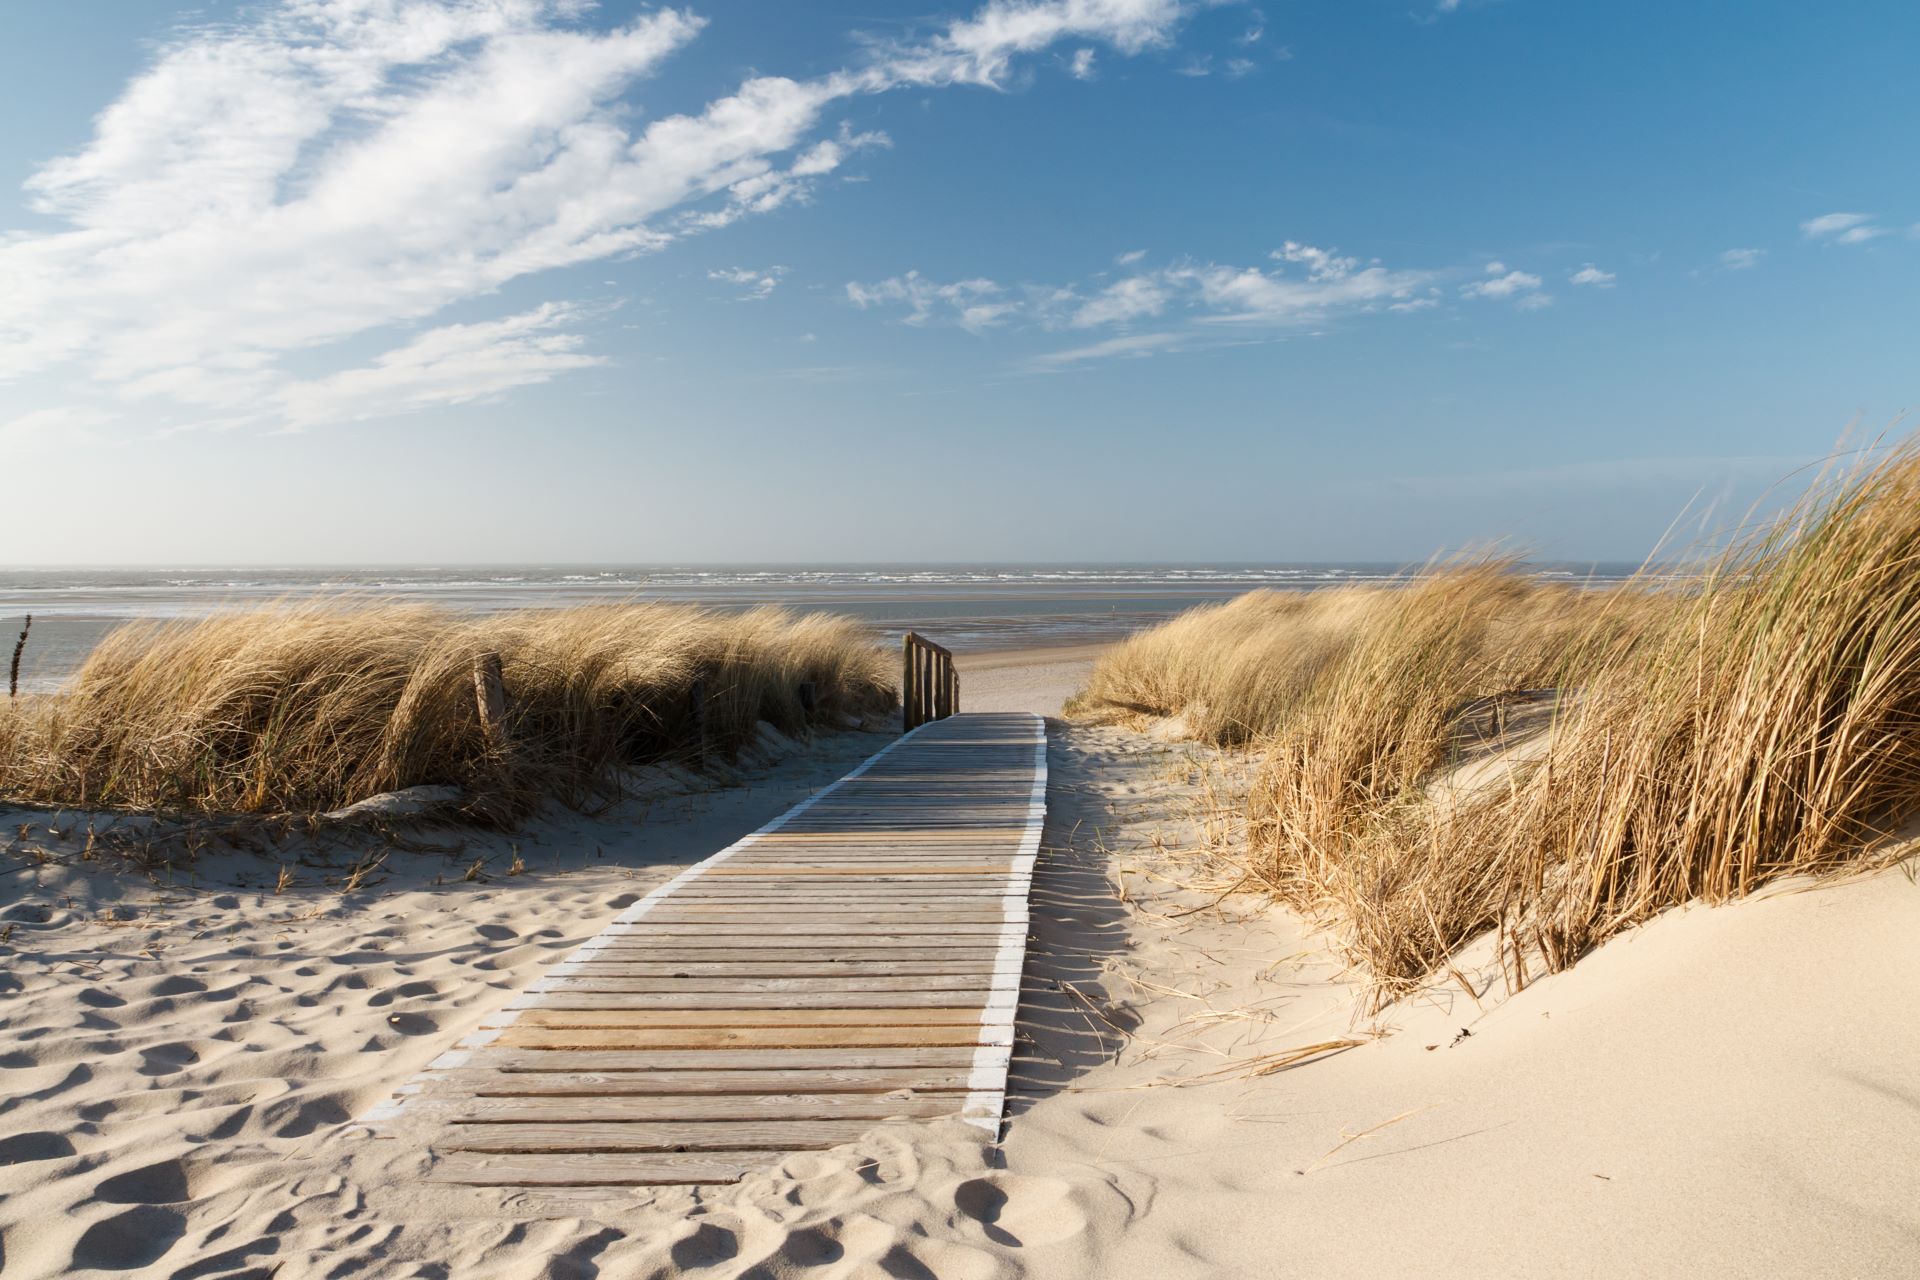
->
1004;720;1140;1119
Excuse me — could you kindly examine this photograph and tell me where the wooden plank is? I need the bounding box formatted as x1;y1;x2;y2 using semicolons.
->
503;1008;984;1028
460;1047;986;1072
456;1043;983;1074
597;924;1014;939
468;1068;974;1095
430;1152;774;1187
551;961;999;977
575;941;1013;952
445;1119;882;1154
520;991;992;1010
494;1025;990;1051
455;1094;963;1123
536;975;996;993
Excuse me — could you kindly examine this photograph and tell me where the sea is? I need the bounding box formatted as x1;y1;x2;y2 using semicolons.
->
0;563;1641;693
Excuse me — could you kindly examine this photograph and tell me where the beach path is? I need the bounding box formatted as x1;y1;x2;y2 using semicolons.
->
373;711;1046;1191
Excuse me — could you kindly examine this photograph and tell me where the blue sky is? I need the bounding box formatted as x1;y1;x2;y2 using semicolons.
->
0;0;1914;563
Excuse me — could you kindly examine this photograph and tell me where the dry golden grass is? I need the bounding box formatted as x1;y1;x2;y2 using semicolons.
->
0;602;893;823
1079;445;1920;1001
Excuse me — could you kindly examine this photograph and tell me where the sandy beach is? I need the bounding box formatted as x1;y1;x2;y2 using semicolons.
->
3;641;1913;1278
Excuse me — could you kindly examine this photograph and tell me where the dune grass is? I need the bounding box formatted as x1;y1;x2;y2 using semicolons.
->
1076;444;1920;1000
0;602;894;823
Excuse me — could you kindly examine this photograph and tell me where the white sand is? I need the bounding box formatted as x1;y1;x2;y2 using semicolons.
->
4;683;1916;1277
955;644;1106;717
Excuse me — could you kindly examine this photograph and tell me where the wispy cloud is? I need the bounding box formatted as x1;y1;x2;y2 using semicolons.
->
846;272;1018;332
1720;247;1764;271
1569;264;1615;287
1027;331;1185;369
850;240;1447;362
1461;262;1548;306
1801;211;1887;244
0;0;1200;435
709;266;790;299
274;304;604;432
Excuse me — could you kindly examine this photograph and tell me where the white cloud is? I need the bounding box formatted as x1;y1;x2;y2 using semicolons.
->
1462;263;1544;301
846;272;1013;331
850;241;1435;354
1720;247;1763;271
1027;331;1184;369
1224;57;1257;78
1071;276;1169;327
1116;248;1148;265
275;303;604;432
1;0;1198;435
709;266;790;299
1570;264;1615;287
1800;211;1878;241
1068;47;1098;79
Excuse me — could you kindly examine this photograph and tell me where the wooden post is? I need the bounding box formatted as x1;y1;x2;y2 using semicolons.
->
902;634;918;731
473;652;507;751
950;665;960;717
689;676;708;764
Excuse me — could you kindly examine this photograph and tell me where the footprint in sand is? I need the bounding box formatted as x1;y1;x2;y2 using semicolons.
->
383;1012;438;1036
476;923;517;941
0;1131;76;1163
95;1159;190;1205
953;1174;1087;1247
77;987;127;1009
774;1227;845;1268
607;893;641;910
669;1221;740;1269
71;1205;186;1272
137;1043;202;1077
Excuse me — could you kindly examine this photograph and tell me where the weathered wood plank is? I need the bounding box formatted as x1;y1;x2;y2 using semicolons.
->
494;1024;991;1051
532;975;992;993
430;1152;774;1186
468;1068;974;1095
502;1008;984;1028
455;1093;963;1123
457;1046;987;1072
445;1119;882;1153
550;961;999;977
519;990;993;1009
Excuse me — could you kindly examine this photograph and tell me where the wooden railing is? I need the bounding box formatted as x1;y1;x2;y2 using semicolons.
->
902;632;958;731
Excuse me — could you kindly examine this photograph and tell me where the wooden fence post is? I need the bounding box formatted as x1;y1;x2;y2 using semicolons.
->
689;676;708;764
473;652;507;752
902;634;918;731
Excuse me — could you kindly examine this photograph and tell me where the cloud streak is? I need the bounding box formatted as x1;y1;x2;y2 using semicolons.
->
0;0;1199;434
848;241;1452;362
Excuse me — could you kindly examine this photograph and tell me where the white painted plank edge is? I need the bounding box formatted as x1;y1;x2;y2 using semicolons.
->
961;713;1045;1132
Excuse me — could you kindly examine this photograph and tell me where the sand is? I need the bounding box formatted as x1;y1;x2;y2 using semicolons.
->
954;644;1106;717
3;658;1916;1277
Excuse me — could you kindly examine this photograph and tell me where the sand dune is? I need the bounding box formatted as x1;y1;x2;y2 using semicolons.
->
2;711;1914;1277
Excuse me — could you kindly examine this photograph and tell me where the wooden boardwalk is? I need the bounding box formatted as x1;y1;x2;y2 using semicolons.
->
367;712;1047;1191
